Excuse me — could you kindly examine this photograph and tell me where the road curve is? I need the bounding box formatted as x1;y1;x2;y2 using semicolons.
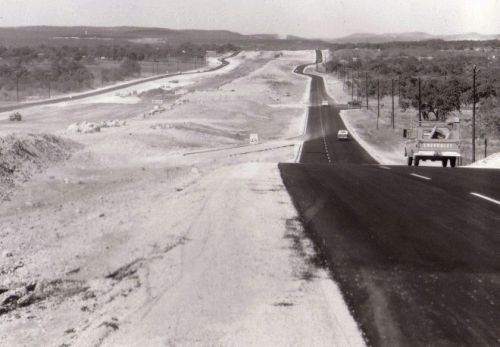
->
0;52;239;113
280;50;500;345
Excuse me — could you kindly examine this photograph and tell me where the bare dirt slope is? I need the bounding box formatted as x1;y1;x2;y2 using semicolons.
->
0;51;364;346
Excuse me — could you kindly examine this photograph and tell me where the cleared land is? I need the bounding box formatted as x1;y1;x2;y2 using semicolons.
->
0;51;364;346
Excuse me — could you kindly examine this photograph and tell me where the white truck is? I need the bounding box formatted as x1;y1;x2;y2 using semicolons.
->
404;120;461;167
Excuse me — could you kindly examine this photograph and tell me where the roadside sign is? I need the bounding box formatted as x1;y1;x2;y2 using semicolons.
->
250;133;259;145
152;99;163;105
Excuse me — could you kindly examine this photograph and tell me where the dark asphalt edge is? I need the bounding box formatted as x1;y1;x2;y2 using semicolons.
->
0;51;240;113
277;163;371;346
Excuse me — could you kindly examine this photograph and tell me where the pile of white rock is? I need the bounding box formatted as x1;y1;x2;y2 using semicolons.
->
67;120;127;134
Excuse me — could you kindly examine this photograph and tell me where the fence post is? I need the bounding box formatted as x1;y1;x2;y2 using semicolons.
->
365;72;369;109
391;78;395;129
377;79;380;130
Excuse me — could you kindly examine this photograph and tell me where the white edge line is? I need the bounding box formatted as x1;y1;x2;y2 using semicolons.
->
410;173;432;181
379;165;391;170
470;192;500;206
294;142;303;163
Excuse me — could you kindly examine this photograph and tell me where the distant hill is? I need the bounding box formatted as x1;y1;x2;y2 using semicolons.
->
443;32;500;41
329;31;500;44
0;26;326;49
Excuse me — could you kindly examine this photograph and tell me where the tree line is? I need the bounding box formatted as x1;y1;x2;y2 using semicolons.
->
0;42;239;100
0;42;238;64
325;45;500;136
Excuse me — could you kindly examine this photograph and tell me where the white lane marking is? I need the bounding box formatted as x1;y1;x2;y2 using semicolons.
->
379;165;391;170
410;173;432;181
470;192;500;206
319;107;332;163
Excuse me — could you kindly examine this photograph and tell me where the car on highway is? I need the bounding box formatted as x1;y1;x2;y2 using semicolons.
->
347;100;362;108
337;129;349;140
321;100;329;106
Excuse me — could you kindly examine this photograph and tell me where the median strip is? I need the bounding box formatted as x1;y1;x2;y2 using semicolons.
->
410;173;431;181
470;192;500;206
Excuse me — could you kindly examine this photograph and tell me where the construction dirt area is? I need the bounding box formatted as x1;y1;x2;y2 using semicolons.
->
0;51;365;346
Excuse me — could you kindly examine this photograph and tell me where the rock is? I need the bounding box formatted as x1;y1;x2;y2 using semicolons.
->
66;267;80;275
17;292;35;307
2;251;13;258
80;122;101;134
25;282;37;292
0;288;25;305
66;123;81;133
99;213;105;218
67;121;101;134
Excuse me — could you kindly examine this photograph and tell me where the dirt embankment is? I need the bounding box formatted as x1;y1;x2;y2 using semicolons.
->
0;134;80;200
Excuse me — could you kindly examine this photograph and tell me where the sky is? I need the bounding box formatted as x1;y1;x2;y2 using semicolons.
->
0;0;499;38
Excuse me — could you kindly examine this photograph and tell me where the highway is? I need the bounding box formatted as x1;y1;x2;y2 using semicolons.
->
280;51;500;345
0;52;239;113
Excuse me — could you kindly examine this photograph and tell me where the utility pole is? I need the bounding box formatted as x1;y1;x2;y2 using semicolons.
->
48;80;51;99
418;78;422;123
472;66;477;162
365;72;369;109
377;79;380;130
484;138;488;158
16;76;20;103
391;78;395;129
357;71;360;99
343;67;347;90
398;76;401;107
351;71;354;102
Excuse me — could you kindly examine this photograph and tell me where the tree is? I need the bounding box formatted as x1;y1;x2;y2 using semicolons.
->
479;96;500;137
119;58;141;76
12;63;28;102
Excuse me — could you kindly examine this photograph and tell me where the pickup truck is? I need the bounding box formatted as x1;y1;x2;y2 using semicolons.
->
404;120;461;167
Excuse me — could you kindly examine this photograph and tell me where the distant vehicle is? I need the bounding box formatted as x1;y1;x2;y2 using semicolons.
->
347;100;362;108
404;120;461;167
9;112;22;121
321;100;329;106
337;129;349;140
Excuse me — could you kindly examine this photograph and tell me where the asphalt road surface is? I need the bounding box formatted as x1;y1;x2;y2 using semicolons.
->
280;50;500;345
0;52;238;113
